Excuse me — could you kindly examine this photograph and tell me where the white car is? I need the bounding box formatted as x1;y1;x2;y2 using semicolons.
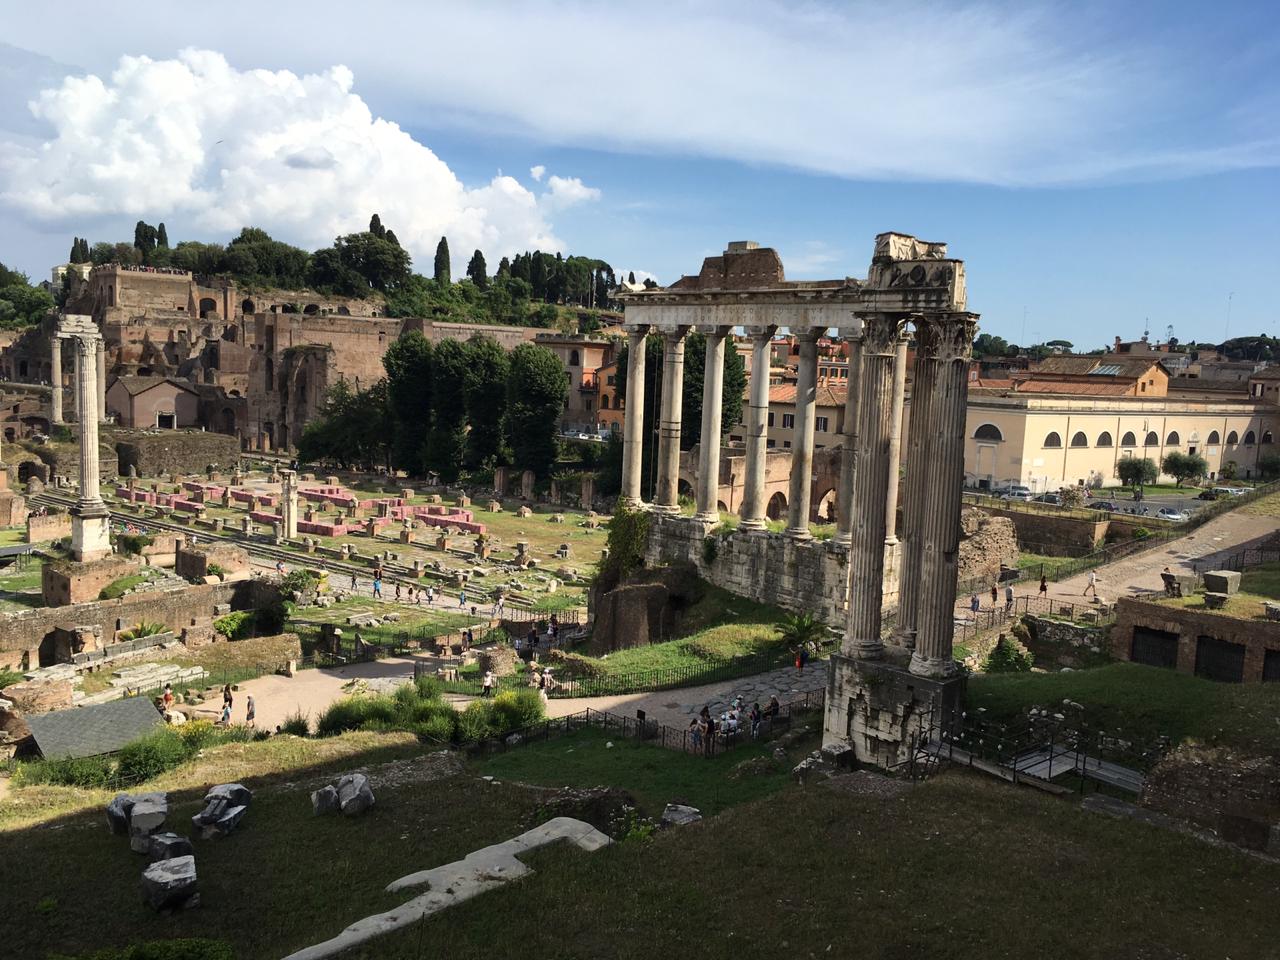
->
1001;485;1034;501
1157;507;1189;522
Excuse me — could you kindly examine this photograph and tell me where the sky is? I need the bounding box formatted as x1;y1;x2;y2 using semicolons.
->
1;0;1278;350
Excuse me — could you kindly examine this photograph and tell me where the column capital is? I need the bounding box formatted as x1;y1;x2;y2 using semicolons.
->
660;326;690;345
916;312;979;362
625;324;651;343
859;313;905;356
793;327;821;344
694;324;732;340
746;324;777;343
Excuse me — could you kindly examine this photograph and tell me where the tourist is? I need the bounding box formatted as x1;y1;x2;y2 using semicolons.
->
750;702;762;738
222;683;234;712
482;670;495;698
246;695;256;727
689;718;703;751
464;627;474;650
1005;584;1014;612
218;702;232;726
395;581;402;602
766;695;780;719
1084;570;1098;598
161;683;174;712
703;712;717;757
426;587;435;605
415;587;423;606
969;594;980;616
990;583;998;607
350;572;358;590
459;590;467;610
1039;575;1048;598
373;575;382;599
470;605;477;618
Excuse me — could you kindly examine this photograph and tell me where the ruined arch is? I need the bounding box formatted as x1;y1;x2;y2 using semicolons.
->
303;303;320;315
241;298;255;314
717;500;729;513
337;305;351;315
199;297;217;316
814;487;838;523
766;491;787;520
676;477;694;501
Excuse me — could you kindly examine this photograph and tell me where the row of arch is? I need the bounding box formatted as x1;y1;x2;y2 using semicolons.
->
972;423;1271;450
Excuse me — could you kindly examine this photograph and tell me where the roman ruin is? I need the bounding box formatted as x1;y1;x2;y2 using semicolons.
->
620;233;977;766
57;314;111;563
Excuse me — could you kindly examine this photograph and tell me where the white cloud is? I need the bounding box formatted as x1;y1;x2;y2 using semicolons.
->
529;164;545;181
780;241;843;278
0;50;600;269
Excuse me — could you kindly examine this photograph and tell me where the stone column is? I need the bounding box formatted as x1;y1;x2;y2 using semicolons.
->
833;332;864;546
841;314;902;659
49;334;63;424
883;333;910;543
281;469;299;539
620;326;649;507
910;313;979;679
896;326;937;651
69;332;111;562
785;329;819;539
739;326;775;531
653;328;687;512
695;326;728;521
96;338;107;423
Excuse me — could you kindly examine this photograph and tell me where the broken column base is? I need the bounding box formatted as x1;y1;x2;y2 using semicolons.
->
822;648;964;770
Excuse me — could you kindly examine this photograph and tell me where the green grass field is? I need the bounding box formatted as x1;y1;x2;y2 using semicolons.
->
1154;561;1280;620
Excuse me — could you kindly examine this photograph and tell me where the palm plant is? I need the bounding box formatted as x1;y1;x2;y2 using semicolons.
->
775;612;827;651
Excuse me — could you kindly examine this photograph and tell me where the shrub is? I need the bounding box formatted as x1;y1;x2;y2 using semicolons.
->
487;689;545;735
280;569;319;599
413;674;443;701
280;710;311;736
206;563;226;579
457;701;494;742
543;648;606;678
1132;527;1151;541
118;620;165;642
480;627;510;647
115;728;192;783
701;536;719;566
114;533;154;556
15;754;115;789
419;713;456;743
99;573;148;601
0;667;23;689
981;635;1034;674
214;610;255;641
49;938;235;960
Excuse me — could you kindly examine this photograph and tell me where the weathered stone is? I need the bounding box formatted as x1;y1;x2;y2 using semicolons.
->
106;793;135;835
205;782;253;808
141;855;198;911
337;773;376;816
129;793;170;852
660;803;703;827
311;784;340;815
1202;570;1242;596
147;832;194;862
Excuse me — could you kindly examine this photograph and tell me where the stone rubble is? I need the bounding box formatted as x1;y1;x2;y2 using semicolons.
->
141;855;199;911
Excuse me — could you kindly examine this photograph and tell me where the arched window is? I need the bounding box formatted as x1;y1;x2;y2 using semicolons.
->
973;423;1003;441
569;349;580;367
1264;431;1274;444
1144;431;1159;446
241;299;255;314
1043;432;1062;448
303;303;320;315
1207;430;1220;445
1244;430;1256;445
1120;431;1136;447
199;297;217;316
1227;431;1239;444
1071;431;1088;447
1166;431;1180;446
107;284;115;307
1096;431;1113;447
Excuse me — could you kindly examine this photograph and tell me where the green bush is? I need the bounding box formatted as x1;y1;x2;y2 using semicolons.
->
0;667;23;689
206;563;226;579
280;710;311;736
114;533;155;556
1132;527;1151;540
214;610;255;640
487;689;545;735
480;627;510;646
118;620;165;642
15;754;115;789
99;573;148;601
413;674;443;700
981;636;1035;674
457;702;493;742
419;713;456;743
115;728;192;783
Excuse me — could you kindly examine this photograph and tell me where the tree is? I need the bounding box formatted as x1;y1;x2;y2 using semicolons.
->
1046;339;1074;350
310;231;410;294
68;237;80;263
133;220;158;256
463;335;510;466
382;331;434;474
425;339;469;482
0;266;54;330
971;333;1009;359
296;380;389;469
775;613;827;651
434;236;451;284
628;271;636;284
157;223;169;249
497;256;512;279
678;330;747;450
466;249;488;290
507;343;567;478
369;214;385;238
1116;456;1158;494
1258;453;1280;481
1161;451;1208;487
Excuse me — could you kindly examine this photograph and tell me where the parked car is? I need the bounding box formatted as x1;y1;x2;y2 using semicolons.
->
1157;507;1189;522
1032;492;1062;505
1001;485;1034;501
1091;500;1120;512
1197;489;1223;500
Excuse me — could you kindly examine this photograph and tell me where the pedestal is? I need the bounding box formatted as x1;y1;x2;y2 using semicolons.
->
71;503;112;563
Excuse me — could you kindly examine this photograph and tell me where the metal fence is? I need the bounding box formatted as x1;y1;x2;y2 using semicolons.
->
952;594;1114;648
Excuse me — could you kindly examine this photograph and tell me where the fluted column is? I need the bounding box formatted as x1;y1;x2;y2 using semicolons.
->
910;313;979;679
69;330;111;562
833;332;864;546
96;338;107;422
654;328;687;512
841;314;902;658
49;334;63;424
695;326;728;521
896;327;937;652
785;330;819;539
883;333;910;544
740;326;775;530
281;469;299;539
620;326;650;507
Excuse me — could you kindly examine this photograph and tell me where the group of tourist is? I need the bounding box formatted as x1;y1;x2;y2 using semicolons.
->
159;682;254;728
688;695;781;755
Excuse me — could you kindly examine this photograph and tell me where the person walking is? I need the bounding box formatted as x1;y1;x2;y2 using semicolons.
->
350;571;358;590
459;590;467;610
373;575;383;599
395;581;402;602
990;583;998;607
1039;575;1048;598
1004;584;1014;613
1084;570;1098;598
246;695;256;728
970;593;981;616
482;670;494;698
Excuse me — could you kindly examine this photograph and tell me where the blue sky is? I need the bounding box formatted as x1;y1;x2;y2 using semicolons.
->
1;1;1278;350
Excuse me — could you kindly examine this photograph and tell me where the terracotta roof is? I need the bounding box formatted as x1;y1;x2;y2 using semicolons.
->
1249;366;1280;381
1013;379;1135;397
768;383;847;408
1032;356;1165;379
969;378;1015;389
110;376;199;397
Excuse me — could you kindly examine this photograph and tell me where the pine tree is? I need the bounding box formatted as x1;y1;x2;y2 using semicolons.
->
497;256;512;279
466;249;488;289
369;214;385;238
434;236;451;284
385;230;400;248
157;223;169;248
628;271;636;284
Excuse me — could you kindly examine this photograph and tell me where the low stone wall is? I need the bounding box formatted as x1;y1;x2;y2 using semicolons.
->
645;513;854;626
0;578;277;672
1022;614;1108;669
1112;597;1280;683
175;542;250;581
975;506;1108;556
41;555;142;606
27;512;71;543
1141;745;1280;852
114;430;241;478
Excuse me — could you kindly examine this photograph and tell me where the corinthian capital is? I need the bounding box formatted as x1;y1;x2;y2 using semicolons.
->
859;313;903;355
922;313;979;362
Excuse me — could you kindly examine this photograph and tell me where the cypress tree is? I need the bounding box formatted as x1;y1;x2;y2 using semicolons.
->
466;249;488;289
434;236;451;284
157;222;169;248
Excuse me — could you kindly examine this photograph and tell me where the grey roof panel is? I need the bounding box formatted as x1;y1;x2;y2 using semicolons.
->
26;696;164;760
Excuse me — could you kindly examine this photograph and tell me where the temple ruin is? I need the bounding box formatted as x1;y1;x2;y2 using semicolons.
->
619;233;977;766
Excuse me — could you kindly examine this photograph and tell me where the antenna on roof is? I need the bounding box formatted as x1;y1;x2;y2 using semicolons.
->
1142;319;1149;340
1166;324;1174;343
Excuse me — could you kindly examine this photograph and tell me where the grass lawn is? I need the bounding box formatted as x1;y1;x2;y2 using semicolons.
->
0;526;26;546
1154;560;1280;620
968;662;1280;754
3;719;1279;959
1242;491;1280;517
0;561;44;612
288;596;480;652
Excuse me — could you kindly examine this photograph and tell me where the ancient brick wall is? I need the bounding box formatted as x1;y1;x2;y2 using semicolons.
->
1141;744;1280;851
1112;597;1280;683
114;430;240;477
957;509;1019;584
26;512;71;542
974;505;1107;555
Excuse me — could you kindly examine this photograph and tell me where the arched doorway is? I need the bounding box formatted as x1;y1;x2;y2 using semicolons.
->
766;491;787;520
199;297;217;316
814;487;838;523
221;408;236;434
39;630;69;667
